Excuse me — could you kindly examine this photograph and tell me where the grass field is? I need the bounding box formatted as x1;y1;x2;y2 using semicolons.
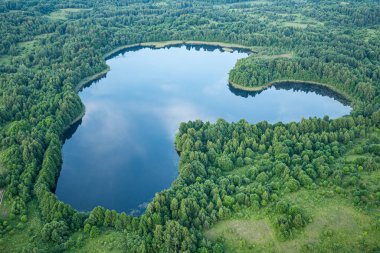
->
0;201;46;252
256;53;294;59
205;188;379;253
0;55;11;65
281;15;324;29
49;8;91;20
0;33;55;67
71;230;126;253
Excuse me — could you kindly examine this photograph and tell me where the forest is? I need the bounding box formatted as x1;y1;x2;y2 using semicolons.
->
0;0;379;252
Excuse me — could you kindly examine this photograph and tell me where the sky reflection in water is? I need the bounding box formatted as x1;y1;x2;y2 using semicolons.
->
55;46;351;213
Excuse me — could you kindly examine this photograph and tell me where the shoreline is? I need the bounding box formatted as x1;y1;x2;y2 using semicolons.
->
74;40;253;96
104;40;254;59
70;41;352;137
77;40;253;93
229;79;352;103
75;66;110;93
64;107;85;133
70;40;254;133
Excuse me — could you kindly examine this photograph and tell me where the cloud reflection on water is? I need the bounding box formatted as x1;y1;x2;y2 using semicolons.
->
56;46;351;213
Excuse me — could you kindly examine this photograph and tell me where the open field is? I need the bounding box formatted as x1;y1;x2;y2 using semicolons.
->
205;188;380;253
0;202;45;252
71;230;126;253
49;8;91;20
0;55;11;65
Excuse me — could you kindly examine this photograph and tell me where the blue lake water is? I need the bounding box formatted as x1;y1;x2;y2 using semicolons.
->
55;45;351;213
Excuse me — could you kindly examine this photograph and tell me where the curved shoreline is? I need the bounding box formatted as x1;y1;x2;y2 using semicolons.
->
104;40;254;59
61;41;353;213
68;41;253;136
74;41;253;94
70;41;352;133
229;79;353;104
75;66;110;93
65;107;85;132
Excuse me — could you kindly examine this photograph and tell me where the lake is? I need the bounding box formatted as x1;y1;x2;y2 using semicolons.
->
55;45;351;214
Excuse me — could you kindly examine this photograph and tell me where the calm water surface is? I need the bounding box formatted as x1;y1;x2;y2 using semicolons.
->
55;45;351;213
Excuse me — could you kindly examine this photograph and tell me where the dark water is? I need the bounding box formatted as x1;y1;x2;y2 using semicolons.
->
55;45;351;214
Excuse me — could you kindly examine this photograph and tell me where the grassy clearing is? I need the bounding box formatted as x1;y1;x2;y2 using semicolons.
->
205;217;276;252
49;8;91;20
280;190;378;252
0;55;11;65
0;201;46;253
205;188;380;253
18;40;37;54
344;154;366;162
71;230;126;253
0;33;53;63
14;33;55;58
276;13;324;28
250;1;272;5
283;22;308;29
340;2;350;6
257;53;294;59
225;165;251;176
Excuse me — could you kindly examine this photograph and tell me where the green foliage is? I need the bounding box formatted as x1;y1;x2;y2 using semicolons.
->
274;201;310;240
153;221;194;253
90;226;100;238
0;0;379;252
217;155;234;171
41;220;69;244
205;186;380;253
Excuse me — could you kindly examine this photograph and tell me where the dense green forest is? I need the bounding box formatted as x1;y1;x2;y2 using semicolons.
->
0;0;379;252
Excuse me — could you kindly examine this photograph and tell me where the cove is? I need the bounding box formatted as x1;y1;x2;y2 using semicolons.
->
55;45;351;214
